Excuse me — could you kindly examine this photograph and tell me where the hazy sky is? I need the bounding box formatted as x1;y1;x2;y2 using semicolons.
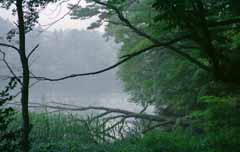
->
0;0;103;32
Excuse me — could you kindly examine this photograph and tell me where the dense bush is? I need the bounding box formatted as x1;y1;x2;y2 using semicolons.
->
0;79;20;152
189;96;240;152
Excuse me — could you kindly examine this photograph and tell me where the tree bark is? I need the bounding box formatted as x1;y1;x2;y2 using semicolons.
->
16;0;30;151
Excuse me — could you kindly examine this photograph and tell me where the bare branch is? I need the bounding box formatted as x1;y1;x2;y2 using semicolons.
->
102;117;127;133
0;49;22;85
8;102;174;122
90;111;112;122
140;103;149;114
3;40;208;82
7;101;176;138
38;0;81;33
27;44;39;59
45;0;71;19
168;46;210;71
0;42;20;53
101;115;127;126
29;44;160;81
11;79;41;100
92;0;159;43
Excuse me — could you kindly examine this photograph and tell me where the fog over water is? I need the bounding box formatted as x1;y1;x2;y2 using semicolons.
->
0;17;142;112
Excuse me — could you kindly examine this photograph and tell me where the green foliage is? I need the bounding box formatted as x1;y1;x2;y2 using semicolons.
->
70;5;100;20
0;78;20;152
96;131;211;152
76;0;240;114
141;131;210;152
22;112;209;152
78;1;240;151
0;1;239;152
26;113;98;152
6;104;239;152
188;96;240;152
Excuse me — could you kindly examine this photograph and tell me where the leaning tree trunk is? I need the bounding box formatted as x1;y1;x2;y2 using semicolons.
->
16;0;30;151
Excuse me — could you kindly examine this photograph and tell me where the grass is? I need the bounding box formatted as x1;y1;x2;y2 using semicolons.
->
9;111;99;152
7;101;240;152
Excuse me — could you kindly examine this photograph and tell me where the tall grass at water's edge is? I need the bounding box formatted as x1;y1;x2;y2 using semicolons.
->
9;111;101;152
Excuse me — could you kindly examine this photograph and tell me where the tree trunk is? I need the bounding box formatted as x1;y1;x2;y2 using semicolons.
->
16;0;30;151
194;0;224;81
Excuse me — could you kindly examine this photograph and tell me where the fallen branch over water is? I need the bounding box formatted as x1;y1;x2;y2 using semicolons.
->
7;102;175;122
7;102;177;140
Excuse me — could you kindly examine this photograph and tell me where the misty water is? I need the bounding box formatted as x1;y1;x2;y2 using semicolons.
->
0;17;142;112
